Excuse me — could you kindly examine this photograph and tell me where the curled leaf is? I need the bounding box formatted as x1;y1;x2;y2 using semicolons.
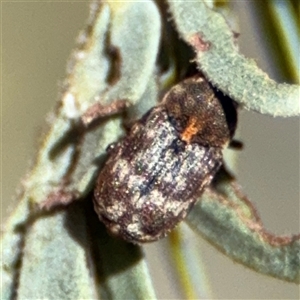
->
186;169;300;283
168;0;300;117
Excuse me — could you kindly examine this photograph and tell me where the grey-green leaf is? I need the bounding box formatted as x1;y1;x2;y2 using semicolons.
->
1;1;160;298
186;171;300;283
17;204;97;299
168;0;300;117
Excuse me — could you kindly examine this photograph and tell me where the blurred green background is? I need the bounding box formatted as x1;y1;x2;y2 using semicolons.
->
2;1;299;299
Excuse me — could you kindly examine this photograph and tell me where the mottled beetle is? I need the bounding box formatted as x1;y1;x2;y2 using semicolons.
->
93;75;237;243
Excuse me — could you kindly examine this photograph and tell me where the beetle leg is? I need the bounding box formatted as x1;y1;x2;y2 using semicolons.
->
229;139;243;150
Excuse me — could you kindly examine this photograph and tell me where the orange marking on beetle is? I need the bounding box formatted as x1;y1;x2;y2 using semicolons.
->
181;117;200;143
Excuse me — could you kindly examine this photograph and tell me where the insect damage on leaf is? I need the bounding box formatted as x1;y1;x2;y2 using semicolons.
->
93;75;237;243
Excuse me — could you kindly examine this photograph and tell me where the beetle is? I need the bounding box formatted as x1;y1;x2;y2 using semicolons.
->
93;75;237;243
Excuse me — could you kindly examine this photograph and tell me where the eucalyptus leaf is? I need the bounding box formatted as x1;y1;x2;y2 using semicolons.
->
186;170;300;283
28;0;162;203
168;0;300;117
17;204;97;299
1;1;160;298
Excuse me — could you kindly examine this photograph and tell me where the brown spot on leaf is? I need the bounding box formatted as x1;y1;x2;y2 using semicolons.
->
189;32;211;52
